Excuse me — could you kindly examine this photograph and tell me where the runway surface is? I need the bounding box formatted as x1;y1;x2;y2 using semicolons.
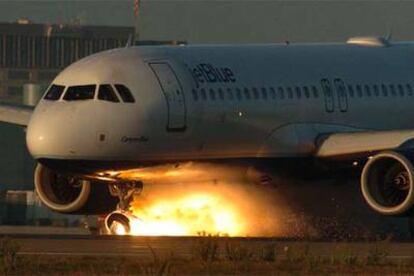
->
3;234;414;261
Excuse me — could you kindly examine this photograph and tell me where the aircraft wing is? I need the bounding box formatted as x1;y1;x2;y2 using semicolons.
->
316;129;414;158
0;103;33;126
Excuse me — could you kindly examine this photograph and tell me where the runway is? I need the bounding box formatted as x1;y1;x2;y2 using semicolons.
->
4;234;414;261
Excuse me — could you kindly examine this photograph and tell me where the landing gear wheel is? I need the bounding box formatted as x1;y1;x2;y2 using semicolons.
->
105;211;132;235
105;181;143;235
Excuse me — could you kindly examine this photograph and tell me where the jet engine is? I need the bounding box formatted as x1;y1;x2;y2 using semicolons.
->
34;164;117;214
361;151;414;216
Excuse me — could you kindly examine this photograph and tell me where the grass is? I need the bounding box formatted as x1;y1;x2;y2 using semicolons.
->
4;253;414;275
1;236;413;275
0;237;20;275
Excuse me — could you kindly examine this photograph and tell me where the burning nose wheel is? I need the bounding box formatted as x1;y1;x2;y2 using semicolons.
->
105;211;137;235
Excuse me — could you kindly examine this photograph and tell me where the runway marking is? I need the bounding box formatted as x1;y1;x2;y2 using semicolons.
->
8;234;414;262
18;252;157;257
16;252;414;260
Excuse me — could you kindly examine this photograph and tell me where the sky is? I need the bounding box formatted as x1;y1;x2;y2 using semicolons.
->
0;1;413;43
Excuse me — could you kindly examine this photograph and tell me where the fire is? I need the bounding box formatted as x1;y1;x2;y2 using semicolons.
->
112;221;127;235
102;162;287;237
128;193;244;236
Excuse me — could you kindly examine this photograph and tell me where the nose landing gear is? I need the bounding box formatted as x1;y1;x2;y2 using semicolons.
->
104;210;137;235
105;181;143;235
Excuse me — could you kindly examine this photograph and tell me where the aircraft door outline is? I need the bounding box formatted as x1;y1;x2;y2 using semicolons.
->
334;78;348;112
149;62;186;131
321;79;334;113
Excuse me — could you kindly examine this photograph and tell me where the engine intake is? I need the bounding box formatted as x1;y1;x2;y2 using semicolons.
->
35;164;117;214
361;151;414;216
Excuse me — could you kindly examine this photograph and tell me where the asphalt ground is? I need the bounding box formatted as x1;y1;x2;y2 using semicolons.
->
1;234;413;261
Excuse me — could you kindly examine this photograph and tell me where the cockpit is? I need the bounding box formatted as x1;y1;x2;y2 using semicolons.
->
43;84;135;103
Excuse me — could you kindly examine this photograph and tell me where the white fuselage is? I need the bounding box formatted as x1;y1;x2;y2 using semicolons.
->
25;41;414;168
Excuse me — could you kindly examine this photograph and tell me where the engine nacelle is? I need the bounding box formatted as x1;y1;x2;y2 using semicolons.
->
361;151;414;216
34;164;118;214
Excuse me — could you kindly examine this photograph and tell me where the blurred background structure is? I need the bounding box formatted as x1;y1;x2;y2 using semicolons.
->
0;21;133;104
0;1;414;43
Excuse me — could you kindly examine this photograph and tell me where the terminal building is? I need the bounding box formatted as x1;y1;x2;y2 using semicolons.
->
0;20;133;104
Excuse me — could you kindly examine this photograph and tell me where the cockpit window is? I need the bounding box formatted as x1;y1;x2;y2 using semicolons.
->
115;84;135;103
44;84;65;101
98;85;119;102
63;85;96;101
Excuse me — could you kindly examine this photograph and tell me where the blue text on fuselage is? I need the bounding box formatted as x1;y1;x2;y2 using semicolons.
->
191;63;236;88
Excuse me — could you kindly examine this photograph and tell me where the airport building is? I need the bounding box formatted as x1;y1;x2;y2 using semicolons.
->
0;20;133;104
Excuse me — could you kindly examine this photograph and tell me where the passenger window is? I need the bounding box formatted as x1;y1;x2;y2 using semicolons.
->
287;87;293;99
98;84;119;102
236;88;242;100
295;87;302;99
64;85;96;101
303;86;310;98
389;85;397;97
261;88;268;99
209;89;216;100
347;85;354;97
226;88;234;100
252;88;260;99
356;85;363;97
381;84;388;97
287;87;295;99
373;85;379;97
407;84;413;96
200;88;207;100
269;87;276;99
364;85;371;97
218;88;224;100
311;86;319;98
192;89;198;101
278;87;285;99
114;84;135;103
243;88;251;100
398;84;405;96
44;84;65;101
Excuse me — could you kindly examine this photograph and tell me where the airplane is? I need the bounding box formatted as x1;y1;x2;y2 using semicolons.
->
1;35;414;234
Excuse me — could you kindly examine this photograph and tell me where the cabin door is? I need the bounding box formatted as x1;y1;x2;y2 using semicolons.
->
149;63;186;131
321;79;334;113
334;78;348;112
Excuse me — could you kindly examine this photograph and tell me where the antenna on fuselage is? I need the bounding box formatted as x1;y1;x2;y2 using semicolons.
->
385;26;393;42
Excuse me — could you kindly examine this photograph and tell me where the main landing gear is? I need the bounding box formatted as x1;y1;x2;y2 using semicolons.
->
104;181;143;235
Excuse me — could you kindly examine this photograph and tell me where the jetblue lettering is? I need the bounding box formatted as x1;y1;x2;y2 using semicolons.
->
191;63;236;88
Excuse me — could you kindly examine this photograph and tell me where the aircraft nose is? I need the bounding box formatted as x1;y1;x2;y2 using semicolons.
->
26;104;78;159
